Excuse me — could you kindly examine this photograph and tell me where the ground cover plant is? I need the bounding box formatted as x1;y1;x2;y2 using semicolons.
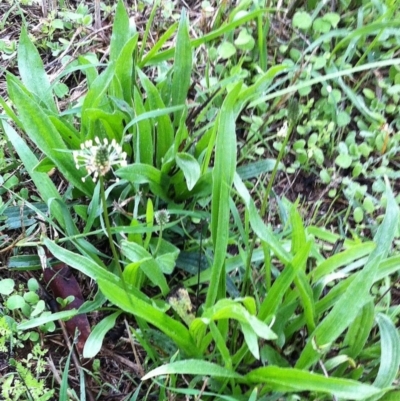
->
0;0;400;400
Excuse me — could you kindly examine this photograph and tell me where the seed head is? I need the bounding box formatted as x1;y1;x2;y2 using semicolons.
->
73;137;127;182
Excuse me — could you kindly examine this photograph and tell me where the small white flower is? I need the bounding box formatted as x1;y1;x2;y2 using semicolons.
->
73;137;127;182
155;209;170;226
277;121;288;138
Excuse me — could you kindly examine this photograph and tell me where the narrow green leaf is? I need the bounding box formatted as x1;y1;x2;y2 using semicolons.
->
206;83;241;307
312;242;376;282
139;22;178;67
113;34;139;104
121;240;169;295
258;240;311;321
234;173;292;265
109;0;131;61
344;300;375;358
6;76;93;196
248;59;400;108
145;10;265;66
373;313;400;388
59;345;73;401
294;270;316;332
18;310;78;330
171;10;192;124
239;65;288;104
43;238;198;356
116;163;164;184
290;203;306;254
379;391;400;401
2;121;66;228
137;68;174;167
132;87;153;165
202;299;277;341
175;153;201;191
245;366;383;400
296;181;399;369
142;360;242;380
123;104;185;134
49;116;81;149
18;27;56;112
209;321;232;366
83;311;122;358
81;63;116;135
97;278;198;356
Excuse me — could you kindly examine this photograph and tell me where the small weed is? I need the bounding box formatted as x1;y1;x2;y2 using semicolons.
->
0;278;55;401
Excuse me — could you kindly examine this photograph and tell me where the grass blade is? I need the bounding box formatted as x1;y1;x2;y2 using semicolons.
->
245;366;383;400
17;27;56;112
137;68;174;167
206;82;241;307
373;313;400;388
6;75;93;196
296;180;399;369
2;121;66;228
83;311;122;358
171;10;192;124
109;0;131;62
142;360;242;381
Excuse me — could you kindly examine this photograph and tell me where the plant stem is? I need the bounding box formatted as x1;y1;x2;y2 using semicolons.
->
153;224;163;257
241;119;296;297
99;176;123;276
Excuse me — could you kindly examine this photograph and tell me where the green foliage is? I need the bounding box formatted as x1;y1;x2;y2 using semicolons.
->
1;344;54;401
0;279;55;401
0;277;55;334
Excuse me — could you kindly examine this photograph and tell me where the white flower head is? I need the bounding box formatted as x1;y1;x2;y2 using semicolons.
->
73;137;127;182
155;209;170;226
277;121;288;138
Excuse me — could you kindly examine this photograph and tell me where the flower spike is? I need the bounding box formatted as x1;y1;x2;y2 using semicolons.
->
73;136;127;182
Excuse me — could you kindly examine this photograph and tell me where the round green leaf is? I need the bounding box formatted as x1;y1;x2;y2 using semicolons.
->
337;111;351;127
363;88;375;100
352;162;363;177
51;19;64;29
0;279;15;295
234;29;255;51
7;294;26;310
313;148;325;166
29;331;39;342
24;291;40;304
313;18;331;33
31;300;46;317
54;82;69;99
358;143;372;157
292;11;312;30
27;278;39;292
293;139;305;150
363;197;375;214
290;48;302;62
387;85;400;95
335;154;352;169
320;169;331;184
313;56;326;70
323;12;340;28
218;41;236;59
298;84;312;96
354;207;364;223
